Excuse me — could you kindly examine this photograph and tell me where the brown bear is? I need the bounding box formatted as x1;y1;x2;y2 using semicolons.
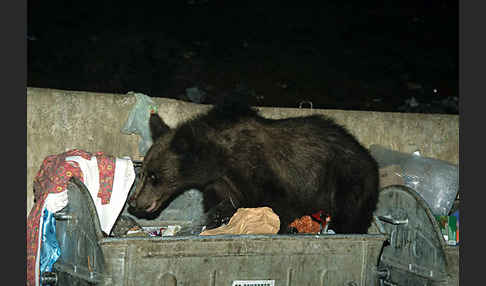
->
128;101;379;234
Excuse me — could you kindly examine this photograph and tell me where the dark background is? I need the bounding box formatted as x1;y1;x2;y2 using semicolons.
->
27;0;458;113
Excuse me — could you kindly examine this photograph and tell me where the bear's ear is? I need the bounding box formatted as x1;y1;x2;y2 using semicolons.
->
149;113;170;141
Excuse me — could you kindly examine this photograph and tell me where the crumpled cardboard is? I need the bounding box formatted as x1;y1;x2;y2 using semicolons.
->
200;207;280;235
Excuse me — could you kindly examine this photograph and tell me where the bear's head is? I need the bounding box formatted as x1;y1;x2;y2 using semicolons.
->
128;113;224;216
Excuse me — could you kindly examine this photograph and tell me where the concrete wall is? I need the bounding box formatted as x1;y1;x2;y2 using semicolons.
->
27;87;459;215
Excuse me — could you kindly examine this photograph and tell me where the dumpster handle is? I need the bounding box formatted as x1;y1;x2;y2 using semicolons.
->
40;271;58;285
54;212;73;221
381;280;398;286
377;215;408;225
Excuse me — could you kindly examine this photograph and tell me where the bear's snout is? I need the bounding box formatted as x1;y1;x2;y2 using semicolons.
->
127;195;138;208
127;193;154;211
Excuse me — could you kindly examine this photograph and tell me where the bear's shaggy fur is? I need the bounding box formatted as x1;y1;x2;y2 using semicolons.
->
129;102;379;234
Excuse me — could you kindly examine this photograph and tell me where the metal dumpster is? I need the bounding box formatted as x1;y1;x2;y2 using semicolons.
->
47;175;461;286
48;178;387;286
45;174;459;286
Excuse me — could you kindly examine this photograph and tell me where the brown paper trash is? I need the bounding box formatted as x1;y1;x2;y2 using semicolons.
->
199;207;280;235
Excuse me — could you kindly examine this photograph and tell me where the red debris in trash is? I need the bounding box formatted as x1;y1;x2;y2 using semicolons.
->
289;211;331;233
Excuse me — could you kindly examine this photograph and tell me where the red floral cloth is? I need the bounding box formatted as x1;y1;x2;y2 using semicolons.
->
94;153;115;204
26;149;116;286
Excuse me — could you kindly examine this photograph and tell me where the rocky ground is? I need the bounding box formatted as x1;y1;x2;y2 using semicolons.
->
28;2;458;114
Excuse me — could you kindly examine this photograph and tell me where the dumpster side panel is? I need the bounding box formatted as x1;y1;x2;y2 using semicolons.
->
100;235;385;286
101;244;130;286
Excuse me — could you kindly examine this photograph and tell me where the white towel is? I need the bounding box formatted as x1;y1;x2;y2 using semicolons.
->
44;191;69;214
65;155;136;234
101;157;136;233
